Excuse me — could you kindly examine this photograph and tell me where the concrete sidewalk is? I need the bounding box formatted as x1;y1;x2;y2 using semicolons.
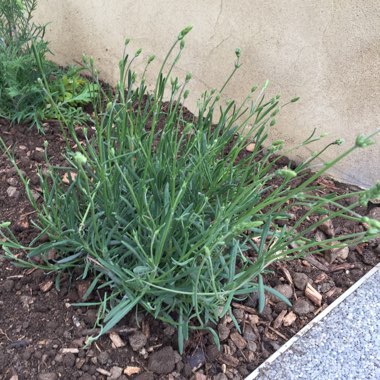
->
246;263;380;380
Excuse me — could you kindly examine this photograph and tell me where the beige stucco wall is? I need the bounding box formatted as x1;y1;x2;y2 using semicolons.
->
35;0;379;187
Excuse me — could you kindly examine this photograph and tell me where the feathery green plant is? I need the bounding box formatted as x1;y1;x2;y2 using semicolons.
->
1;27;379;353
0;0;98;129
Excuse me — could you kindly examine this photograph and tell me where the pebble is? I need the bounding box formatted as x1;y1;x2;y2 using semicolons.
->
63;353;76;368
147;346;176;374
6;186;19;198
293;272;311;290
293;299;314;315
247;341;258;352
274;284;293;300
78;375;93;380
97;351;109;365
2;279;15;292
134;373;154;380
6;177;18;186
109;366;123;379
128;331;147;351
213;374;229;380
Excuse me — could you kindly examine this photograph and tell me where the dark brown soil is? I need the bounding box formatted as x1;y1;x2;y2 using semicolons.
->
0;120;379;380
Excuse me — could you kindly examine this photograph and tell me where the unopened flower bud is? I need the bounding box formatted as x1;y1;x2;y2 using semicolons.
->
73;152;87;166
178;25;193;40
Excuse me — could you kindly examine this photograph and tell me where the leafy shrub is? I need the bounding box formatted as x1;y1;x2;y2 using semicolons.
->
1;27;379;352
0;0;98;129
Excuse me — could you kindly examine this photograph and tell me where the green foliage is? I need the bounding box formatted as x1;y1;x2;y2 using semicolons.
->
0;0;98;129
1;27;379;352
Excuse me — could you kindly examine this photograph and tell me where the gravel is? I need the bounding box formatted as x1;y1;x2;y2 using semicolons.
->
252;266;380;380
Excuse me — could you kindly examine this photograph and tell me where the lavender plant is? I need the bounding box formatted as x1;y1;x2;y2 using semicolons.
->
1;27;379;352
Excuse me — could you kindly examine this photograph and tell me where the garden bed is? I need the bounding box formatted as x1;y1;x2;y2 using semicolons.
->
0;119;379;380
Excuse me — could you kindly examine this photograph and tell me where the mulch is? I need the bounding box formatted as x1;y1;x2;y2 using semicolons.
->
0;119;379;380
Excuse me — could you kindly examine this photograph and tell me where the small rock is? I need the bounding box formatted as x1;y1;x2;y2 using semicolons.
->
6;186;19;198
327;247;349;263
368;206;380;222
6;177;18;186
78;375;93;380
187;348;206;370
83;309;98;326
134;373;154;380
217;324;230;341
32;149;45;162
37;373;58;380
76;280;91;300
246;143;255;152
128;331;147;351
63;353;76;368
293;272;311;290
109;366;123;379
293;299;314;315
30;189;41;201
243;325;256;342
206;344;220;361
163;325;176;336
147;346;175;374
2;279;15;292
274;301;288;313
273;284;293;300
247;341;257;352
213;374;228;380
232;308;244;321
97;351;109;365
318;218;335;236
362;250;377;265
260;305;273;322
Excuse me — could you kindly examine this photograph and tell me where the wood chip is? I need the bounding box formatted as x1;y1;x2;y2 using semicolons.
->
62;171;77;184
219;353;240;367
314;272;328;283
231;302;257;314
280;266;293;285
142;319;150;337
123;366;141;376
109;332;125;348
305;283;322;306
268;326;288;340
229;332;247;350
39;279;54;293
305;255;330;272
96;368;111;376
273;310;287;329
61;348;79;354
329;263;355;272
282;311;297;327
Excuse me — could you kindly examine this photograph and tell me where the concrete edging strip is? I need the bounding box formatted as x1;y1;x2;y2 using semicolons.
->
245;262;380;380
